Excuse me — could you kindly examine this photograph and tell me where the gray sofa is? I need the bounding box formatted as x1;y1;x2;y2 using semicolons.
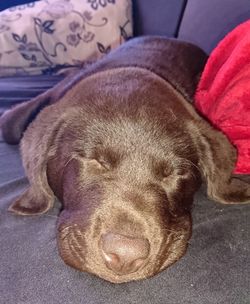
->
0;1;249;304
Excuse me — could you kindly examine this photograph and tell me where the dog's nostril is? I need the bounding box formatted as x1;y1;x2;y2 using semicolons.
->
100;232;150;275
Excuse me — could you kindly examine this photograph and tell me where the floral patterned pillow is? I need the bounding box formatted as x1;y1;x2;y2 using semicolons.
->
0;0;132;76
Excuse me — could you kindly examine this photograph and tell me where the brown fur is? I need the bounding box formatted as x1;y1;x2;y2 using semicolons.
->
1;37;249;283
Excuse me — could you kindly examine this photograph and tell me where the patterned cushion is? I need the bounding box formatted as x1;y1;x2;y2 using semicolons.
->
0;0;132;76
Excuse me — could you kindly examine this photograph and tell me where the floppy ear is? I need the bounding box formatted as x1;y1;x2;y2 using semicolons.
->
8;187;55;215
7;103;78;215
8;107;57;215
190;119;250;204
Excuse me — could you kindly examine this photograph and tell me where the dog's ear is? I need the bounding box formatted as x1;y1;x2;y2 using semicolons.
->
7;107;57;215
7;104;78;215
190;119;250;204
9;104;79;215
8;187;54;215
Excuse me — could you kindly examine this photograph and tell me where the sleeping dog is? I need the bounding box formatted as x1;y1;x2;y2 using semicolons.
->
1;37;249;283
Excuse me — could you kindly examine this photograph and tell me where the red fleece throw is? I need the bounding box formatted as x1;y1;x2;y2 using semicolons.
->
195;20;250;174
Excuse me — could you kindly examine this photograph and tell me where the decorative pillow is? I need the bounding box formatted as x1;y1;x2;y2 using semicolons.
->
0;0;133;76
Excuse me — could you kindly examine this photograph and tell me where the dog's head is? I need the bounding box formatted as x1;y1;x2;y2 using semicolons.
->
6;68;250;283
45;100;202;283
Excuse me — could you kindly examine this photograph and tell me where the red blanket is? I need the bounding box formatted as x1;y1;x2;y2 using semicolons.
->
195;20;250;174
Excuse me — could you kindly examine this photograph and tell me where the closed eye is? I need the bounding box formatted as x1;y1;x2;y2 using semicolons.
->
88;159;110;172
96;158;111;170
92;147;121;170
153;160;174;181
73;151;110;171
162;168;174;182
174;158;201;180
163;167;173;178
77;149;118;172
156;158;198;182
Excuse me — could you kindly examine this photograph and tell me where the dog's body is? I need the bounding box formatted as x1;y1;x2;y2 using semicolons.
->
1;37;249;283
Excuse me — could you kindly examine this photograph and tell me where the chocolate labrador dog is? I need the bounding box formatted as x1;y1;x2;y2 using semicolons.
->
1;37;249;283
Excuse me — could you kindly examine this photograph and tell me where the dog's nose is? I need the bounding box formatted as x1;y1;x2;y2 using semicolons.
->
100;232;150;275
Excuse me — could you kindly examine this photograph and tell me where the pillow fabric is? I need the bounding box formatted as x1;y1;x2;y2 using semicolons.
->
0;0;133;76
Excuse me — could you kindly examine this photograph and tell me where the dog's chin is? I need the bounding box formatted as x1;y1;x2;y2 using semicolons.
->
59;241;190;284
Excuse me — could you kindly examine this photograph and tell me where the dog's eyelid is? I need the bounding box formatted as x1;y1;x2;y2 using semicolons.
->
155;161;174;180
163;167;173;177
72;148;85;158
79;150;115;170
95;158;111;170
95;149;121;170
81;158;110;173
175;168;189;176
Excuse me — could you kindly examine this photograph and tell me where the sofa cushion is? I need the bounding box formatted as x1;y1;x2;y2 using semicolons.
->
2;0;187;38
178;0;250;53
0;0;132;76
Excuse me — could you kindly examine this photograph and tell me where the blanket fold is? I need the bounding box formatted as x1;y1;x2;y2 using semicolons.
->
195;20;250;174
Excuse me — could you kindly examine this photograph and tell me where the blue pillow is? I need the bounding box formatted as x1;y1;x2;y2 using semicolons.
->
0;0;39;11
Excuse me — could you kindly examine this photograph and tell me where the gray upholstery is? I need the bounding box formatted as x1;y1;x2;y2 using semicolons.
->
133;0;187;37
0;75;63;116
178;0;250;53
